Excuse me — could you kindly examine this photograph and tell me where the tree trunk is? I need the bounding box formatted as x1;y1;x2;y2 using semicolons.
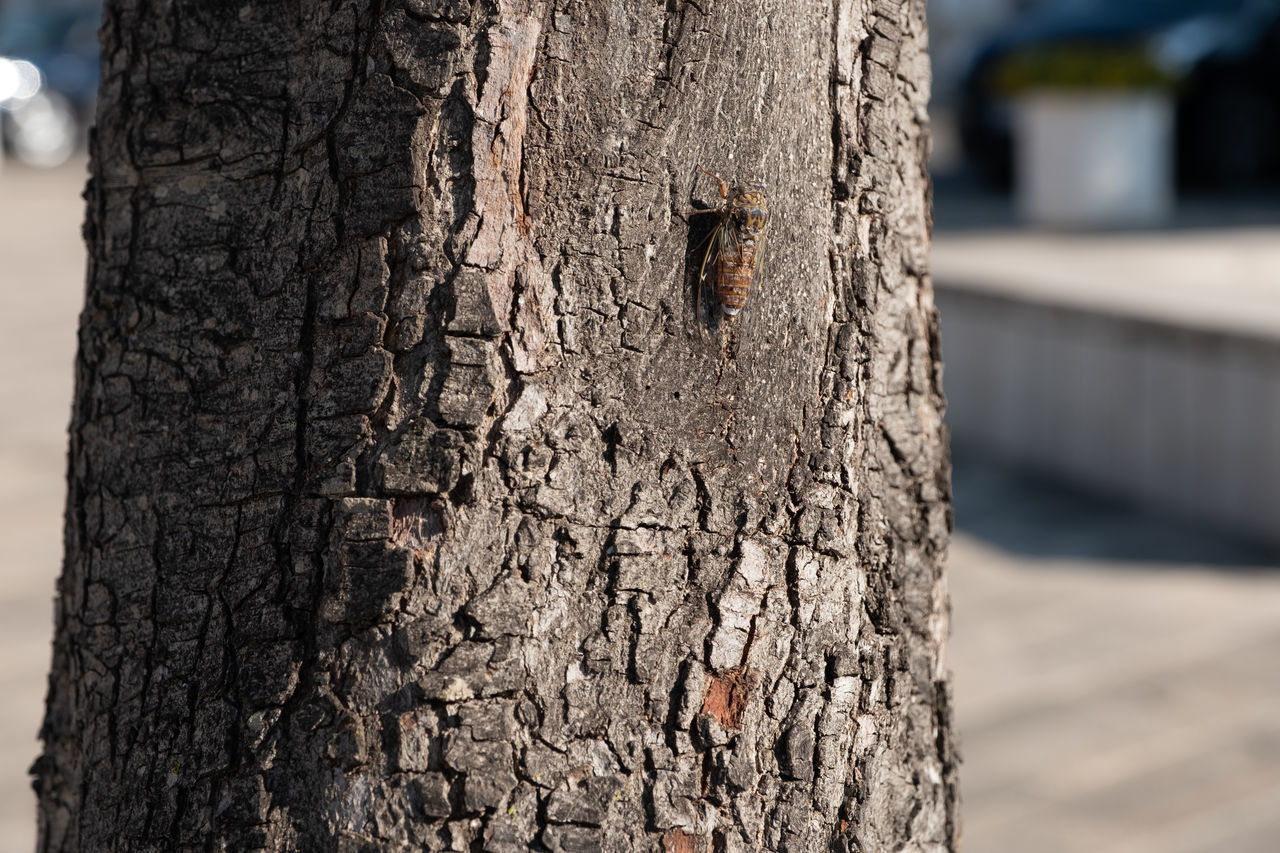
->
36;0;954;850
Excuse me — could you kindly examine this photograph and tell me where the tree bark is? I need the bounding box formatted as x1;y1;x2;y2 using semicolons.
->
36;0;954;850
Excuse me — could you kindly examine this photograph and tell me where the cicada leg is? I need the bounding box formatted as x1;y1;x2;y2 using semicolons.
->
676;166;728;218
696;165;729;201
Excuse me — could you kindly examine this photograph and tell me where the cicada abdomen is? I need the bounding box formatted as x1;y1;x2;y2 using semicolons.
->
684;166;770;323
710;184;768;318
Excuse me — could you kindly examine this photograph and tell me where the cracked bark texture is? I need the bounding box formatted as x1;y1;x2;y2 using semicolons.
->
36;0;955;850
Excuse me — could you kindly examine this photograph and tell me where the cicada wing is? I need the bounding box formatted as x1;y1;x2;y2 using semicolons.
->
724;222;741;261
697;218;725;325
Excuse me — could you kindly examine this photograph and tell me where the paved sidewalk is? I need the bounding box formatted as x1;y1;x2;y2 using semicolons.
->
3;165;1279;852
949;456;1280;853
0;162;86;851
934;187;1280;850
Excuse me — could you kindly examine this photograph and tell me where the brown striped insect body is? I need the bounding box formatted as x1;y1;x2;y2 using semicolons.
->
684;166;769;322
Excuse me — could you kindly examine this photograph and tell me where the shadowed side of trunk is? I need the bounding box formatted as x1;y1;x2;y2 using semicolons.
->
35;0;955;850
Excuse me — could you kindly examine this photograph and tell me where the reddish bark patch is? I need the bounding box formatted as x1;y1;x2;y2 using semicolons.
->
390;499;444;545
663;829;709;853
700;667;755;729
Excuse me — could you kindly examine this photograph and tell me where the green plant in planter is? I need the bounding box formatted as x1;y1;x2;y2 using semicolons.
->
994;45;1176;94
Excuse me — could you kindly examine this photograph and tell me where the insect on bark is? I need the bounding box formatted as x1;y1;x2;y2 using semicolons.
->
680;165;769;323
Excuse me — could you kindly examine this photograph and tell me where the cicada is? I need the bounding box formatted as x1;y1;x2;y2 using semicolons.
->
682;165;769;322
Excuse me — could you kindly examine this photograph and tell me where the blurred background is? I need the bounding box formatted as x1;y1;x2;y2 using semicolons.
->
1;0;1278;850
2;0;102;848
930;0;1280;851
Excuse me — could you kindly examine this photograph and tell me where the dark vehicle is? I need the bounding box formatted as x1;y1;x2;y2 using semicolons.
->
959;0;1280;189
0;1;100;167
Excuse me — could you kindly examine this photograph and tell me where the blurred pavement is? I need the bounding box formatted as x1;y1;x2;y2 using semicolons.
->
2;165;1280;853
949;453;1280;853
0;161;84;852
935;183;1280;851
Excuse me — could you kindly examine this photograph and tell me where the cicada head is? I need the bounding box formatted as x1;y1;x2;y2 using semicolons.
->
729;183;769;240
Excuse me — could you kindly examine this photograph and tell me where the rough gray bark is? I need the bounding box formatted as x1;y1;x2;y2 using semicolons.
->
35;0;954;850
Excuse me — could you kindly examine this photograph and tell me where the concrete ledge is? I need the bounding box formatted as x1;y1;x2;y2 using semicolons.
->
938;285;1280;547
931;227;1280;340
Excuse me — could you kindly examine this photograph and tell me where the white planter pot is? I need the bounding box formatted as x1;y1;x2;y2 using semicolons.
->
1013;91;1174;227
